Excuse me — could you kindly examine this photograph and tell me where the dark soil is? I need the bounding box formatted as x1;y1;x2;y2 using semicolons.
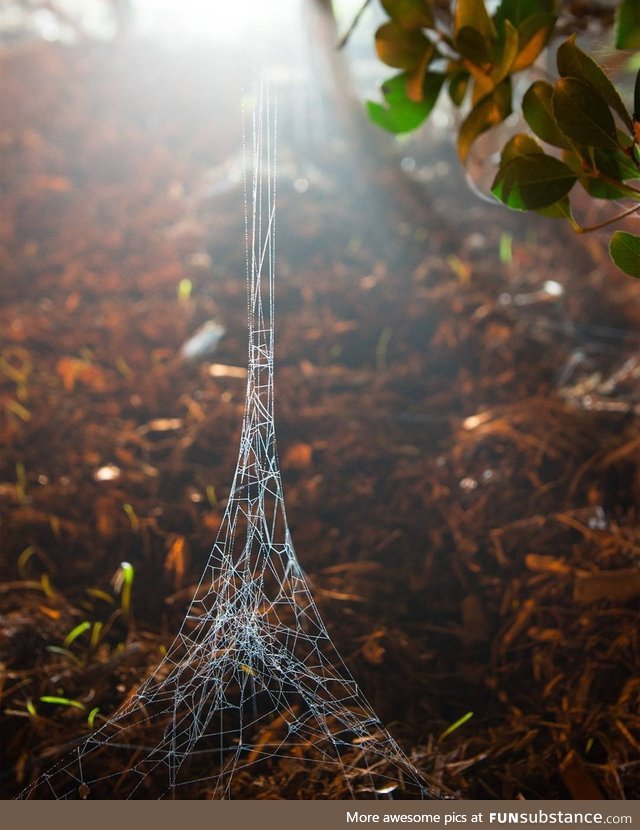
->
1;29;639;800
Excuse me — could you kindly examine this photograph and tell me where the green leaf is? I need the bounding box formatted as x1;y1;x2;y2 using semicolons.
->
455;26;493;64
448;70;470;107
406;43;437;101
536;195;574;222
491;19;519;84
382;0;434;29
511;12;556;72
499;137;577;225
523;81;570;148
499;132;544;165
557;36;632;130
458;79;512;164
492;153;578;209
579;176;632;201
552;77;620;150
610;231;640;277
496;0;554;27
454;0;497;42
367;72;442;134
592;147;640;183
616;0;640;50
375;22;432;70
421;71;446;111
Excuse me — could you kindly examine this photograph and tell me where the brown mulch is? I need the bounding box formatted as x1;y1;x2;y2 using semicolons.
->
0;35;639;800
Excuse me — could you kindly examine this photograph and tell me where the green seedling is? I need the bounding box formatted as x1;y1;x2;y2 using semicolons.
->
375;326;393;372
46;645;82;666
86;587;115;605
206;484;218;507
40;573;55;599
17;546;36;578
112;561;134;616
39;696;85;711
49;515;61;539
25;698;37;717
177;278;193;303
115;356;132;379
499;232;513;264
62;621;91;649
90;621;103;649
447;254;471;282
123;503;139;532
15;461;28;505
438;711;474;742
0;349;32;406
5;399;31;421
87;707;100;729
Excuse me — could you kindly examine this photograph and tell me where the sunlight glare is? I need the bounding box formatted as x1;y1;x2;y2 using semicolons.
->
133;0;298;44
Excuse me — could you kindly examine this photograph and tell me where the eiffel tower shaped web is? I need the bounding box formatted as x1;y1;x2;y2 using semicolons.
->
19;90;433;801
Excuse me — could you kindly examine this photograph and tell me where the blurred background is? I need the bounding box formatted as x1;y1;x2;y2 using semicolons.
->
1;0;639;800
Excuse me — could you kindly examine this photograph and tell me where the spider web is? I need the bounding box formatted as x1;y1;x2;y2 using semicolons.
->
19;90;433;801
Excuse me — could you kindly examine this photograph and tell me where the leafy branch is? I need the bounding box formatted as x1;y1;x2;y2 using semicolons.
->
364;0;640;278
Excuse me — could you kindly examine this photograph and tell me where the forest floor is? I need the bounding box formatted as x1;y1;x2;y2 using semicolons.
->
1;33;639;800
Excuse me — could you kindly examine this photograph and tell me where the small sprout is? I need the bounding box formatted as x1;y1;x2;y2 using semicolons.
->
62;621;92;649
40;573;55;599
328;343;342;361
375;326;393;372
49;515;61;539
499;232;513;264
17;545;36;578
5;399;31;422
90;621;103;649
585;737;594;754
115;357;132;379
447;255;471;283
0;349;32;385
26;698;37;717
123;503;139;532
239;663;257;678
112;561;134;616
206;484;218;507
15;461;28;505
438;711;474;742
87;707;100;729
39;696;85;711
46;645;82;665
86;588;114;605
177;278;193;303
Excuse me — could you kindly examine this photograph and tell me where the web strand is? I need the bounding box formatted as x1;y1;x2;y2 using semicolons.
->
18;86;434;801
